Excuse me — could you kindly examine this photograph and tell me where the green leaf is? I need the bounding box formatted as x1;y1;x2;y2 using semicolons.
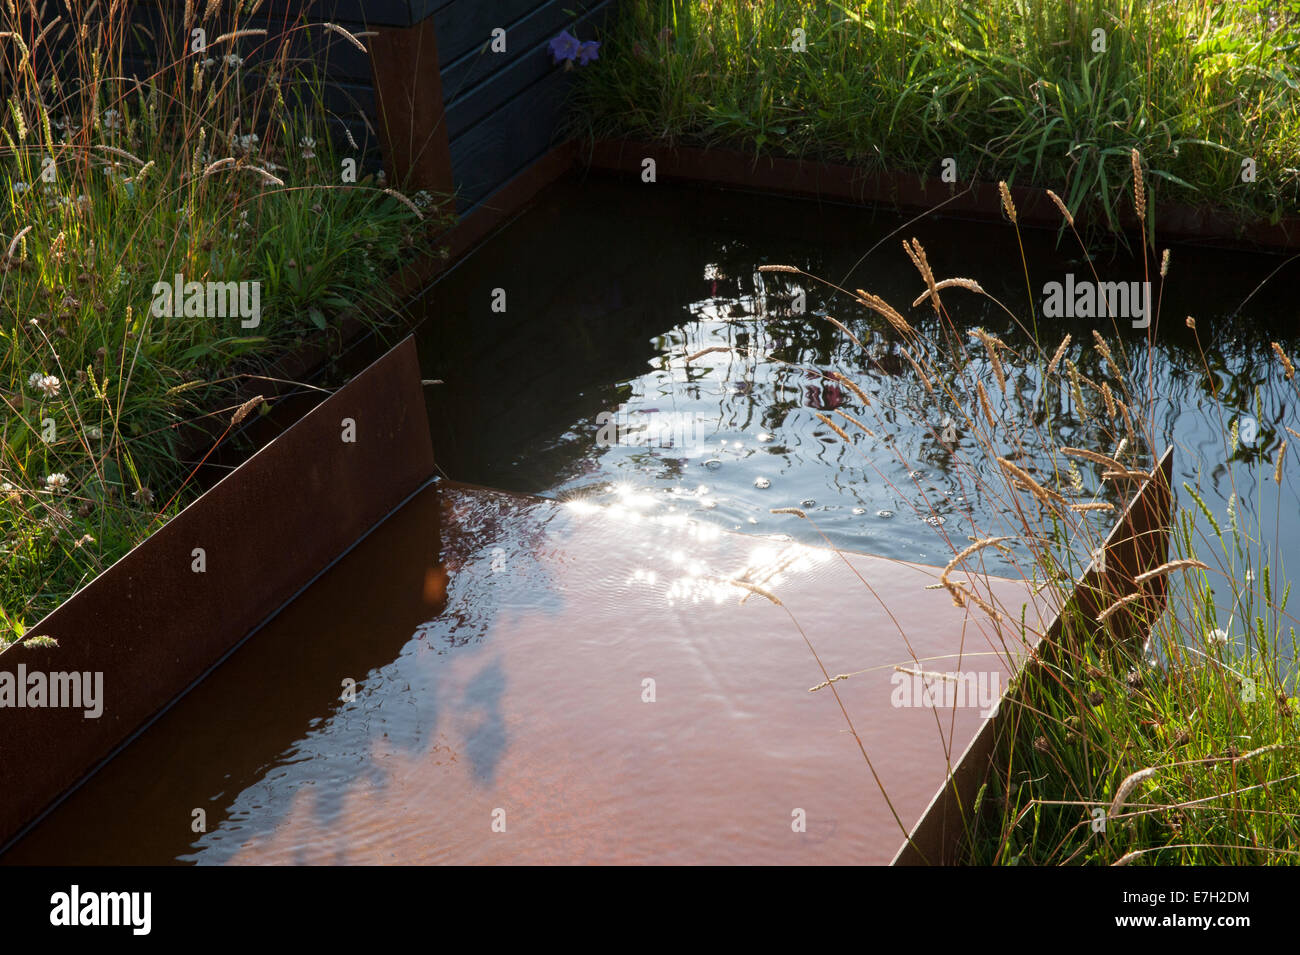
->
308;307;327;330
178;342;215;362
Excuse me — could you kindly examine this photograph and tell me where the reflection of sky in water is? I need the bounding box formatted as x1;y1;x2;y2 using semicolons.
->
176;488;855;864
422;180;1299;658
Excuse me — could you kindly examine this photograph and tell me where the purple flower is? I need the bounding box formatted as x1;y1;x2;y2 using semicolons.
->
577;40;601;65
549;29;581;63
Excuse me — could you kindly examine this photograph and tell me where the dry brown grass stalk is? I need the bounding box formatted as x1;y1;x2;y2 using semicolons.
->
230;394;263;427
1047;334;1071;375
1273;342;1296;380
815;412;852;443
1131;148;1147;221
997;457;1069;506
1096;591;1146;623
1110;766;1159;818
834;408;875;438
855;288;915;338
1045;189;1073;227
912;277;985;308
829;371;871;406
999;181;1017;224
1133;559;1211;585
903;238;941;314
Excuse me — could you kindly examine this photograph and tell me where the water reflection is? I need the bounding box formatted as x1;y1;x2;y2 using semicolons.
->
418;176;1300;655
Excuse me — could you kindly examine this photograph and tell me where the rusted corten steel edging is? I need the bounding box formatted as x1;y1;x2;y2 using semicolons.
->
893;446;1175;865
0;338;436;853
582;140;1300;251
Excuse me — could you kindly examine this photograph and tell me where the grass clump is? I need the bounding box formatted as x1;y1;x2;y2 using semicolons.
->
0;2;446;642
570;0;1300;234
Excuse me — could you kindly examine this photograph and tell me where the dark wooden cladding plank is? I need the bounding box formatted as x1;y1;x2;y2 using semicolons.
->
440;0;607;108
433;0;548;66
447;67;570;209
410;0;458;23
443;0;611;140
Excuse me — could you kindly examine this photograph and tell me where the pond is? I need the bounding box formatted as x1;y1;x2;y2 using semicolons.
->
5;173;1296;864
421;174;1300;643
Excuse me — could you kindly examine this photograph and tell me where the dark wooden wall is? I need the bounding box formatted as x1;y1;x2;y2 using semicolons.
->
429;0;612;212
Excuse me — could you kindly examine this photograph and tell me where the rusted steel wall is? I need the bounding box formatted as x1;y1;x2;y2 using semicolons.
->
893;445;1175;865
0;337;436;852
585;141;1300;252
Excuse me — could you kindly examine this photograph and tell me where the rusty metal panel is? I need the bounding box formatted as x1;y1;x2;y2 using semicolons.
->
894;445;1175;865
586;141;1300;251
0;336;436;851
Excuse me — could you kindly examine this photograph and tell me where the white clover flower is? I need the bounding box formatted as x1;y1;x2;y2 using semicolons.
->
87;426;102;440
13;181;29;194
44;472;69;492
202;57;216;68
1208;628;1230;647
28;373;61;398
224;53;243;68
101;109;122;131
299;136;316;160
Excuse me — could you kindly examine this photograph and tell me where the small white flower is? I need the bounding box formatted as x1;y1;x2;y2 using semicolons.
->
299;136;316;160
1208;628;1230;647
133;486;154;505
87;426;102;440
28;373;62;398
13;181;29;194
101;109;122;131
44;472;69;492
224;53;243;68
1;482;13;492
202;57;216;68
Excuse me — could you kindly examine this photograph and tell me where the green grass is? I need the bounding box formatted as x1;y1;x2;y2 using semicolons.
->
966;494;1300;865
0;4;447;643
569;0;1300;234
